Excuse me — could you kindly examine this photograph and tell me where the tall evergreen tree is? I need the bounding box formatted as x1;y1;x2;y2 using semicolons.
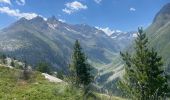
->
69;40;93;88
118;28;168;100
36;62;51;74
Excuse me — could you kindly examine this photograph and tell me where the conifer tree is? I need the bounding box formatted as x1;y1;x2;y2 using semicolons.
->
36;62;51;74
69;40;93;88
118;28;168;100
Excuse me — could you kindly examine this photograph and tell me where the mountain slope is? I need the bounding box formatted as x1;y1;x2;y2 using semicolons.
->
146;3;170;69
0;16;134;70
0;65;125;100
110;31;136;50
96;3;170;93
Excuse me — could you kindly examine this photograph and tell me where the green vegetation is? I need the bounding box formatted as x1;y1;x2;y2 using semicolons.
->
36;62;52;74
0;3;170;100
68;40;95;99
145;3;170;72
56;70;64;80
0;65;124;100
69;40;94;87
0;65;81;100
22;61;32;80
10;59;15;67
118;28;168;99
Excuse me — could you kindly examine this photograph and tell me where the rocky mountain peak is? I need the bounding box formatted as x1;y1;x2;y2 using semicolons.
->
30;16;45;22
47;16;62;24
47;16;57;22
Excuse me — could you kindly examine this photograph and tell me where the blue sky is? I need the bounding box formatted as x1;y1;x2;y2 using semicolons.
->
0;0;169;33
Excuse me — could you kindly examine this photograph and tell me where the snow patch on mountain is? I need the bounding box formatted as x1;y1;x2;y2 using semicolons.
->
95;27;122;36
47;23;58;29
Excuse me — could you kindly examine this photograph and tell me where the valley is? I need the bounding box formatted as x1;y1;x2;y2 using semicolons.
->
0;1;170;100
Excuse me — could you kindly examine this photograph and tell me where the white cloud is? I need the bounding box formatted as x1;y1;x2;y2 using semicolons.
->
62;8;72;14
65;1;87;10
0;0;26;6
0;0;11;5
94;0;102;4
129;7;136;11
59;19;66;23
0;7;44;20
63;1;87;14
96;27;123;36
16;0;25;6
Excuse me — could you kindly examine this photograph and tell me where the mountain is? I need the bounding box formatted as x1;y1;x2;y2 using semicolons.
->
0;16;134;71
110;31;137;49
96;3;170;93
146;3;170;71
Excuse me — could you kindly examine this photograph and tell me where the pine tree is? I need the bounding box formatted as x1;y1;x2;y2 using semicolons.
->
36;62;51;74
69;40;93;88
118;28;168;100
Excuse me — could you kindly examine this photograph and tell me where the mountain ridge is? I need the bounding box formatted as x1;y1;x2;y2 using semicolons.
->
0;16;135;71
146;3;170;70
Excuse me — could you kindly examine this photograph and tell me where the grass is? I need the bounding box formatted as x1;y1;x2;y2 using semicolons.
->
0;65;124;100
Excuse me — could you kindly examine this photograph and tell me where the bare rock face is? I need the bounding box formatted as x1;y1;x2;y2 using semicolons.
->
42;73;63;83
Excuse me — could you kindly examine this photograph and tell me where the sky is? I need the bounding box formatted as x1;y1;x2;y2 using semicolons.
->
0;0;170;33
